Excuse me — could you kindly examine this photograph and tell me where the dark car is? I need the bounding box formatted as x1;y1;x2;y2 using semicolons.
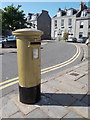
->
2;35;16;48
0;36;5;42
0;36;5;48
77;37;88;43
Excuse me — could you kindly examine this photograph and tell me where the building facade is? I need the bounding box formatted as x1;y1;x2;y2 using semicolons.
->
51;2;90;40
27;10;51;40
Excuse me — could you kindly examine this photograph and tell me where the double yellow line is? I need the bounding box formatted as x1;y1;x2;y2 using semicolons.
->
0;44;80;90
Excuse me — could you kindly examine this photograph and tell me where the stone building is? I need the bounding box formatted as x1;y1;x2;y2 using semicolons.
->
51;2;90;40
27;10;51;40
76;2;90;38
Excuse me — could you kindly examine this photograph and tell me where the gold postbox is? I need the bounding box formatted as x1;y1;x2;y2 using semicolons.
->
13;28;43;104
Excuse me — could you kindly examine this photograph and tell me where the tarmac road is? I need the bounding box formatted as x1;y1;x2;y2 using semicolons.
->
1;41;83;83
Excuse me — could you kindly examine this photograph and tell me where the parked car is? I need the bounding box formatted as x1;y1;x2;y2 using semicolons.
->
0;36;5;42
2;35;16;48
0;36;5;48
67;37;77;42
77;37;88;43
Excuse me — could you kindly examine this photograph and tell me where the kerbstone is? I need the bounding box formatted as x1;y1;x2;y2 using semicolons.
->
74;64;88;72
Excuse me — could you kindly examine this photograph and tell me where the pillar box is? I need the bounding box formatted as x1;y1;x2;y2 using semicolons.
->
13;28;43;104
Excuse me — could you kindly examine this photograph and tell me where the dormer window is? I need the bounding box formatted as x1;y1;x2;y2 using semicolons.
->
31;15;37;20
67;10;73;16
57;12;62;17
57;8;62;17
81;10;87;17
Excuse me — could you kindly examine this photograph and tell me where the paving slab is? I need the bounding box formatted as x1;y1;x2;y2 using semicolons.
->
63;111;84;118
41;82;58;93
81;94;88;105
11;95;37;115
0;95;10;109
68;100;89;119
54;82;87;100
25;108;50;118
77;75;88;86
42;79;61;91
64;71;85;81
10;112;24;118
40;106;69;118
57;76;86;89
50;92;76;106
1;99;19;118
35;94;59;106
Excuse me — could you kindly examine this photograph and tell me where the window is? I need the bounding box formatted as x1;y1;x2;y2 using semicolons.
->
88;21;90;28
57;12;62;17
54;20;57;28
80;21;84;28
61;19;64;26
67;10;73;16
68;18;72;26
81;10;87;17
79;32;83;38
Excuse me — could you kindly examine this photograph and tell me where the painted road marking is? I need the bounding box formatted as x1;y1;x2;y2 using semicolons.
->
41;46;80;74
41;44;79;72
0;81;18;90
0;77;18;86
0;44;81;90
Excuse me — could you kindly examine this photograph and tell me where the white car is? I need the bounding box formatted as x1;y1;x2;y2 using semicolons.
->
67;37;77;42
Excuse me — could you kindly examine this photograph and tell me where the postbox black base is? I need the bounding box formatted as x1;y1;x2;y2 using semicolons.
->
19;84;41;104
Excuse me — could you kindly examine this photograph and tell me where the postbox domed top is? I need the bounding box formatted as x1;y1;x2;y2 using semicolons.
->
13;28;43;37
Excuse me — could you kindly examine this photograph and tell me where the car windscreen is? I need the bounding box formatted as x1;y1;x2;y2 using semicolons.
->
7;36;16;41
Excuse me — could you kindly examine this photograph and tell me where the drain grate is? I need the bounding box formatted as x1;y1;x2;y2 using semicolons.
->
70;73;79;76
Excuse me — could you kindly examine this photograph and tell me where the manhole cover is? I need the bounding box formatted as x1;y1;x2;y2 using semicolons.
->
70;73;79;76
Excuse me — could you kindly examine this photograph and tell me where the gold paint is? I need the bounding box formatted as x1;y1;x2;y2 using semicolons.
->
13;29;43;88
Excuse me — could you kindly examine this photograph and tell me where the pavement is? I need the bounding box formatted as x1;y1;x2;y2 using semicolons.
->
0;41;90;119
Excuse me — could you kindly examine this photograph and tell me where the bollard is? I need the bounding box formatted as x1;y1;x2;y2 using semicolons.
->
13;28;43;104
